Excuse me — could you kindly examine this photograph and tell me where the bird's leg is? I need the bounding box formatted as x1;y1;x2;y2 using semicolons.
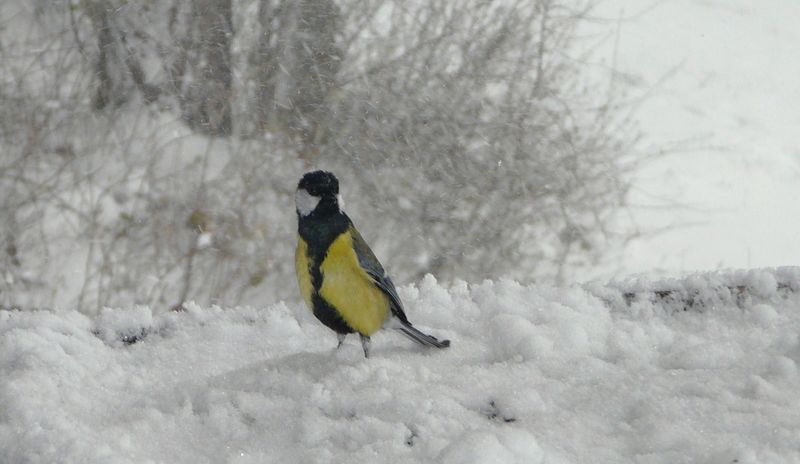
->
359;334;371;358
336;333;347;349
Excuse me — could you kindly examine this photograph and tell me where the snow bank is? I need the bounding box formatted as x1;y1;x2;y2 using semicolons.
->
2;270;799;463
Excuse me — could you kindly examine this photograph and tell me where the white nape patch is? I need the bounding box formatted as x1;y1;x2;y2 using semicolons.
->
336;194;345;211
295;188;320;216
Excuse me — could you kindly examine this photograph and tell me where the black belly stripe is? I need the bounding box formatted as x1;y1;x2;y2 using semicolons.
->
312;294;355;334
310;260;323;291
299;209;359;335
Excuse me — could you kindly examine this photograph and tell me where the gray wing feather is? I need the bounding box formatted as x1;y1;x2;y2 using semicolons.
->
348;225;410;323
349;224;451;349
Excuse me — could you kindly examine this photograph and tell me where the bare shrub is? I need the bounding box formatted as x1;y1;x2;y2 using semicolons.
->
0;0;638;311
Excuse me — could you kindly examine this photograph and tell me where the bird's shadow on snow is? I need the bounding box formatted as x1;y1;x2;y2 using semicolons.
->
157;350;340;417
205;342;432;390
143;344;447;421
211;350;349;387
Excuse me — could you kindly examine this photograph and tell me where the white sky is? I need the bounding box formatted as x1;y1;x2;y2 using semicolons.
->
593;0;800;278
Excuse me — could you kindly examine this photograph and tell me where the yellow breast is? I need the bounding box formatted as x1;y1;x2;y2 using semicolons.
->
318;231;390;336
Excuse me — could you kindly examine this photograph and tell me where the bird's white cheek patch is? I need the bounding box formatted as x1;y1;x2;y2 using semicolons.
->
296;189;320;216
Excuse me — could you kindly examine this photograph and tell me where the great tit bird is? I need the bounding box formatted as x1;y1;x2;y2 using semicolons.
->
295;170;450;358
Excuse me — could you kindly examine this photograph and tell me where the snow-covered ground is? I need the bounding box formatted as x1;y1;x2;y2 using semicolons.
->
593;0;800;277
3;269;799;463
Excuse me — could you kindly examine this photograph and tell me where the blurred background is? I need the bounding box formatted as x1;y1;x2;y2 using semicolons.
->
1;0;797;313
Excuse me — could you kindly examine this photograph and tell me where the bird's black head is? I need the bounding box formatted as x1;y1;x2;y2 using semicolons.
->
297;170;339;197
296;170;342;217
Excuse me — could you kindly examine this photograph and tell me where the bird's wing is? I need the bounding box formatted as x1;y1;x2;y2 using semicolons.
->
348;223;451;349
348;224;410;324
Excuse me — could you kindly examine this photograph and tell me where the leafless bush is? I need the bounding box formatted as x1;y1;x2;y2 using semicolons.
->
318;0;637;283
0;0;638;311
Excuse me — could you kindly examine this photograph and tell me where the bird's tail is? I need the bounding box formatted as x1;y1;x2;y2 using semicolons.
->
395;322;450;349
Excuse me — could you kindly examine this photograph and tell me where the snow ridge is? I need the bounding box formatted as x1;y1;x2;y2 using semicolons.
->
2;269;799;463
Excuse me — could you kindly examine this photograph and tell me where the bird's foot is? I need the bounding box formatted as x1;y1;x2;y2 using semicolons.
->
359;334;371;358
